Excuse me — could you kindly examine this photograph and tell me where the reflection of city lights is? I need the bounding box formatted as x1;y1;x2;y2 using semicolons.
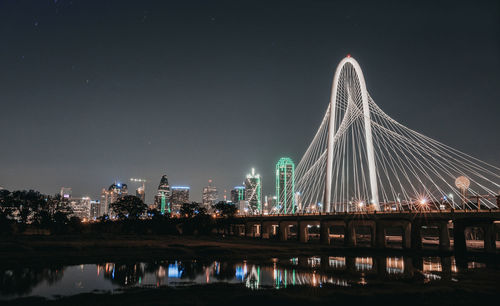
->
386;257;404;274
329;257;346;269
355;257;373;271
423;257;442;272
235;265;245;281
168;261;182;278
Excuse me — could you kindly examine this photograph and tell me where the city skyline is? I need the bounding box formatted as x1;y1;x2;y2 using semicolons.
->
1;0;499;205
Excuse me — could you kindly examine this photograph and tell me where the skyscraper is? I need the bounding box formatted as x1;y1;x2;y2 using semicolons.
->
70;196;91;220
135;186;145;203
230;186;245;204
60;187;72;200
90;200;101;219
245;168;262;214
202;179;218;210
171;186;190;215
275;157;296;213
101;182;128;216
130;178;147;204
154;175;171;214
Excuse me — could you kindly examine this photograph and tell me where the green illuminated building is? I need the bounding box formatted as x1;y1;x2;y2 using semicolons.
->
230;186;245;204
245;168;262;214
154;175;171;214
275;157;295;213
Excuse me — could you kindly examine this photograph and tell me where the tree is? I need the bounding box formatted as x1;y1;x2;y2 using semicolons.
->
180;202;207;218
110;195;147;220
213;201;237;218
180;202;195;218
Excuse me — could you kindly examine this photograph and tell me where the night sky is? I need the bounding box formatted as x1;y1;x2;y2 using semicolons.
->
0;0;499;203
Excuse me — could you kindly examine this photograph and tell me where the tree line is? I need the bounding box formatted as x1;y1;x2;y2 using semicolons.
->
0;189;238;236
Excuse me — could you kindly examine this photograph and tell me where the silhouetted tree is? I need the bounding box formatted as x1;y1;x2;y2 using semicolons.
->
110;195;147;220
180;202;196;218
213;201;237;218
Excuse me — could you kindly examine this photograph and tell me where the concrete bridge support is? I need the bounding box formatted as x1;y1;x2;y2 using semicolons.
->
297;221;320;243
261;222;276;239
245;223;259;238
483;222;496;253
453;221;467;254
279;221;291;241
346;220;376;247
298;222;308;243
375;221;411;249
439;222;451;251
320;221;330;245
411;221;423;250
233;224;245;236
376;222;386;248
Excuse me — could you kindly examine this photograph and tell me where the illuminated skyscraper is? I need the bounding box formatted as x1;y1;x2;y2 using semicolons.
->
245;168;262;214
202;180;218;210
154;175;171;214
101;182;128;216
135;186;145;203
171;186;190;215
130;178;147;203
70;197;91;220
90;200;101;219
275;157;296;213
60;187;72;201
230;186;245;204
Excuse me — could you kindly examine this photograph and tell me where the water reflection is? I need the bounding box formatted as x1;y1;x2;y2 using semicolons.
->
0;255;492;299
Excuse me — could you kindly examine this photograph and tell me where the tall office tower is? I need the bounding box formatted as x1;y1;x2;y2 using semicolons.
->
230;186;245;204
135;186;145;203
245;168;262;214
70;197;91;220
202;179;218;210
170;186;190;215
275;157;296;213
90;200;101;219
101;182;128;216
264;195;278;214
60;187;72;201
154;175;172;214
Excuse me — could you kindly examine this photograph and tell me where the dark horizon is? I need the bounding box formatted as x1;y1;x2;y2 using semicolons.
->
1;0;499;203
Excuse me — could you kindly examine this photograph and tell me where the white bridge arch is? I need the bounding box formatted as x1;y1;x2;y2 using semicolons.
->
289;56;500;214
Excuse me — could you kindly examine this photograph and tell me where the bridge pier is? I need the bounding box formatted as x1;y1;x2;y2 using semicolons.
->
411;221;423;250
298;222;308;243
279;221;290;241
402;223;411;249
346;222;356;247
320;221;330;245
376;222;386;248
439;222;451;251
261;222;275;239
245;223;257;238
453;221;467;254
483;222;496;253
346;220;376;247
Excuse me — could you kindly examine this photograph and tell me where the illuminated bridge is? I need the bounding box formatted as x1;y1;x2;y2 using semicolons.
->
288;55;500;214
225;56;500;253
